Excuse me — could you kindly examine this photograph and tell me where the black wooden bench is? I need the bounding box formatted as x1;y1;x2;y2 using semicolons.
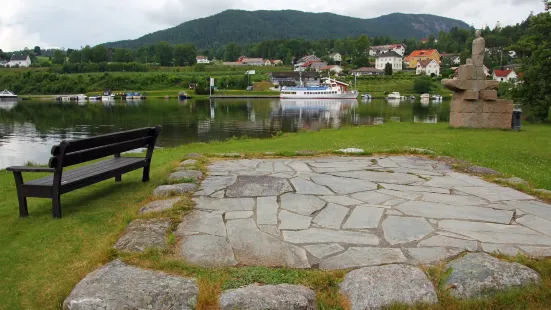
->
6;126;162;218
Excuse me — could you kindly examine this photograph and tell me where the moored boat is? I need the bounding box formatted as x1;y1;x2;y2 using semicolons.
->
280;78;358;99
89;95;101;101
361;94;372;100
178;91;192;100
0;90;19;101
387;92;401;99
73;94;88;101
101;90;114;101
421;93;430;99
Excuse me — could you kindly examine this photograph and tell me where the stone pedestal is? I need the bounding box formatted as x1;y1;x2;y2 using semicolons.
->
443;62;513;129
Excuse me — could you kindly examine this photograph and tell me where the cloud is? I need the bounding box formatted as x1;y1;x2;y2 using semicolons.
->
0;0;546;51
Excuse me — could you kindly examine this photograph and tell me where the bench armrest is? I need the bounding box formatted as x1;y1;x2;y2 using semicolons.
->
6;166;55;173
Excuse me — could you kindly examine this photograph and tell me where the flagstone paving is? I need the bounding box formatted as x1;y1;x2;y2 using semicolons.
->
174;156;551;269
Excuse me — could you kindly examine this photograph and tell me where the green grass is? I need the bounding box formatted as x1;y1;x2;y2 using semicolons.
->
1;122;551;309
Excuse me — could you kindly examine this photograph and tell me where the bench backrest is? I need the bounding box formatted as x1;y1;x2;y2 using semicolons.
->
48;126;162;168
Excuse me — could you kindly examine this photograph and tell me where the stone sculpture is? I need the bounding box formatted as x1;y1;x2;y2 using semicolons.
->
442;30;513;129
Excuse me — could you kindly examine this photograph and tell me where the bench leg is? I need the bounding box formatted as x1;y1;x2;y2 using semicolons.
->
52;195;62;219
13;172;28;217
17;195;28;217
115;175;122;182
142;165;150;182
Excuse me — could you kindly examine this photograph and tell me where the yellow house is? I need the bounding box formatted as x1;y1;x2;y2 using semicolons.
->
405;49;441;69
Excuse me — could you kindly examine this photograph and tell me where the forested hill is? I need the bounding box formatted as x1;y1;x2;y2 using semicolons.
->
103;10;470;49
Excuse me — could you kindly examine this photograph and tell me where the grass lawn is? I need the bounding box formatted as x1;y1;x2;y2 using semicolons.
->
1;123;551;309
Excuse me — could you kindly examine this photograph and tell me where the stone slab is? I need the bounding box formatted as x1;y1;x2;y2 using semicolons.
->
518;246;551;257
421;193;489;206
423;177;471;188
290;177;333;195
481;243;522;256
278;210;312;230
482;100;514;113
375;189;422;200
312;203;349;229
438;220;551;246
225;176;293;197
195;176;237;196
139;198;181;214
153;183;198;197
176;210;226;237
342;206;384;229
63;260;198;310
304;244;345;259
114;219;171;252
340;264;437;310
226;219;310;268
380;183;450;194
396;201;513;224
407;248;462;264
256;196;279;225
310;175;378;194
321;248;407;270
350;191;394;205
507;200;551;221
418;235;478;251
225;211;254;220
219;284;317;310
320;195;364;206
330;171;421;184
454;186;535;202
193;197;255;212
283;228;379;245
516;215;551;236
180;235;237;267
445;253;541;299
280;193;326;216
382;216;434;245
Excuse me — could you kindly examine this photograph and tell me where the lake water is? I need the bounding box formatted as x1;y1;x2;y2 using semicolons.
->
0;98;449;169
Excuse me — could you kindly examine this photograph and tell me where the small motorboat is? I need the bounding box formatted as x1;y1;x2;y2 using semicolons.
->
56;96;71;102
409;95;416;100
0;90;19;101
432;94;442;101
421;93;430;99
102;90;114;101
387;92;401;99
89;95;102;101
361;94;372;100
178;91;192;100
74;94;88;101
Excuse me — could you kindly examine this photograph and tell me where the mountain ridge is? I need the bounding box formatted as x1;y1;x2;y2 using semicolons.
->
103;9;470;49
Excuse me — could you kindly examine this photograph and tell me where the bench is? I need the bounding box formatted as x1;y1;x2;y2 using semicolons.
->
6;126;162;218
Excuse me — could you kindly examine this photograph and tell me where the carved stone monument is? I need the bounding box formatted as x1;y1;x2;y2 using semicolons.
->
442;30;513;129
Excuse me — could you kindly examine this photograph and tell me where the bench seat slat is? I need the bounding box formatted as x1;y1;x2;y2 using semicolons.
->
26;157;146;187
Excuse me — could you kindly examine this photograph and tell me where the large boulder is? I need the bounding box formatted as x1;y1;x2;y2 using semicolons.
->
114;219;170;252
445;253;541;299
219;284;317;310
340;264;437;310
63;260;197;310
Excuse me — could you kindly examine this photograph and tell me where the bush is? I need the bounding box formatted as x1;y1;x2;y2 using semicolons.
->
413;76;432;93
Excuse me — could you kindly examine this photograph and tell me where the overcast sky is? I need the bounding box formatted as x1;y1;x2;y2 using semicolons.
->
0;0;546;51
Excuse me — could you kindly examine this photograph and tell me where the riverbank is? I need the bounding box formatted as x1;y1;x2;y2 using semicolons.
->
1;123;551;309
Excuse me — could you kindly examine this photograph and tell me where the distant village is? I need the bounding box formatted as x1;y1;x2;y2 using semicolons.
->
0;42;522;85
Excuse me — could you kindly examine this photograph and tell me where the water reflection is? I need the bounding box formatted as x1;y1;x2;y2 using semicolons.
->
0;98;450;168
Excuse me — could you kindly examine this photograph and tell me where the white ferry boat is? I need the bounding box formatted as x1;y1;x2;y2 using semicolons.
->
0;90;18;101
280;78;358;99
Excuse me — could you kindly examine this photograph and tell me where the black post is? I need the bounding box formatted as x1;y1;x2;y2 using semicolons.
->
51;141;68;219
142;126;162;182
114;153;122;182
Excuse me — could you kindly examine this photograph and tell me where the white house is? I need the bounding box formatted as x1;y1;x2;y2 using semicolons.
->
493;69;518;82
7;54;31;67
319;65;343;74
369;44;406;57
441;53;461;65
416;59;440;76
329;53;342;63
375;51;403;72
196;56;210;64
